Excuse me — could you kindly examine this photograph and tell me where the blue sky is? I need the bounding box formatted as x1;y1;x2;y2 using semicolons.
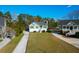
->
0;5;79;19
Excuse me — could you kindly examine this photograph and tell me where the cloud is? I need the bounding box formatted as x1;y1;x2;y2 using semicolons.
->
67;5;72;8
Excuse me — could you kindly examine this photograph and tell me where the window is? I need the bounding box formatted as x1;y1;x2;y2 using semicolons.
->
63;26;66;29
78;26;79;29
74;26;77;29
0;27;2;31
36;26;38;28
43;26;47;28
67;26;69;29
30;26;34;28
40;25;42;28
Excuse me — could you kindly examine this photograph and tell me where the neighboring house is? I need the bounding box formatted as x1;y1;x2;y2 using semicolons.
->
0;16;6;39
6;27;16;39
29;21;48;32
58;20;79;36
0;16;15;39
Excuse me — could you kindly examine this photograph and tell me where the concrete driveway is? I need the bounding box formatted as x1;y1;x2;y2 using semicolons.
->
52;33;79;48
0;38;11;48
13;31;29;53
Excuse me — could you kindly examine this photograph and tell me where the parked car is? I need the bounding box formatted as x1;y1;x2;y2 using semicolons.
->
66;31;76;36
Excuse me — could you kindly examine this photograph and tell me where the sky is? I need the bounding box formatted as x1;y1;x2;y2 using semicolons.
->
0;5;79;19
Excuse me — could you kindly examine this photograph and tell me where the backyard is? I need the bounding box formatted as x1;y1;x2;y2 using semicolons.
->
26;32;79;53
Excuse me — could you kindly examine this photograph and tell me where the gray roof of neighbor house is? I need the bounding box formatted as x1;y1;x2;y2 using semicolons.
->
58;20;79;25
0;16;5;27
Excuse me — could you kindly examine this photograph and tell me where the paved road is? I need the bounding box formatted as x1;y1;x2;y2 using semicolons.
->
13;31;29;53
52;33;79;48
0;38;11;48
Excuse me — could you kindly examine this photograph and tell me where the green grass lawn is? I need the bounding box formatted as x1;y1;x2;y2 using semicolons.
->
0;33;23;53
0;38;3;42
0;40;3;42
26;32;79;53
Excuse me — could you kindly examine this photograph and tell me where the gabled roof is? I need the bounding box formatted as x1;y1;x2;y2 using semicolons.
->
30;22;47;26
58;20;79;25
0;16;5;27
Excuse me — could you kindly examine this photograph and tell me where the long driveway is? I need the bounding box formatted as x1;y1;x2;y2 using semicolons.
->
52;33;79;48
13;31;29;53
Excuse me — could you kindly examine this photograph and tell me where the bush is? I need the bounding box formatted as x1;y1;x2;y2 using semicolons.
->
47;29;54;33
75;32;79;38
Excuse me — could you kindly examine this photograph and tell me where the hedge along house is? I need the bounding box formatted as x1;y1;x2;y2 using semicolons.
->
29;21;48;32
58;20;79;34
0;16;6;39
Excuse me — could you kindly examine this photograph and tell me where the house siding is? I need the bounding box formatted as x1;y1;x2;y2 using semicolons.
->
29;22;48;32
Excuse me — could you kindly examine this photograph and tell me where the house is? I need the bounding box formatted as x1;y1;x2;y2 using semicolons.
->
0;16;6;39
29;21;48;32
58;20;79;36
6;27;16;39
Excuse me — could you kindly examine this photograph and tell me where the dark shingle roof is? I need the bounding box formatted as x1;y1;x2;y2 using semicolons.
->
32;22;47;26
0;16;5;27
58;20;79;25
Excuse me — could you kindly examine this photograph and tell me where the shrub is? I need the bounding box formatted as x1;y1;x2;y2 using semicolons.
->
75;32;79;38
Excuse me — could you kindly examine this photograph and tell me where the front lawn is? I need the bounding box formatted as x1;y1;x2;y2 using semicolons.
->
0;33;23;53
26;32;79;53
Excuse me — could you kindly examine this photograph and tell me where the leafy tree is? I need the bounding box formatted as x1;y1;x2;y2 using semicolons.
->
4;11;12;27
0;11;3;16
48;20;58;28
34;16;41;22
26;15;33;25
4;11;12;19
14;15;26;36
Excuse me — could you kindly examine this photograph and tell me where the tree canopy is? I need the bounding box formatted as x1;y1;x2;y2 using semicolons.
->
34;16;42;22
0;11;3;16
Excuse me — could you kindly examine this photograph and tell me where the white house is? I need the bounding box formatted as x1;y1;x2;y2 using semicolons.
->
58;20;79;36
29;21;48;32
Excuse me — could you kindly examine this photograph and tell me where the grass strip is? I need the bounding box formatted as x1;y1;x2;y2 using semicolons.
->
0;33;23;53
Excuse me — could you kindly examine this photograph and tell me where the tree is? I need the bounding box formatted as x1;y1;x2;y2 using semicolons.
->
26;15;33;25
4;11;12;19
4;11;12;27
0;11;3;16
34;16;41;22
14;14;26;36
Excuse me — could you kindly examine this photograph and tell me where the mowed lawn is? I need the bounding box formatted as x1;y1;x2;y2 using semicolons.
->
26;32;79;53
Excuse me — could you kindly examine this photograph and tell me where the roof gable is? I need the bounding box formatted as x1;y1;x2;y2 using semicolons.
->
30;22;47;26
67;21;75;25
58;20;79;25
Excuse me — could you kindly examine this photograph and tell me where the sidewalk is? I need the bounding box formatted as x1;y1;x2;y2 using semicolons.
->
13;31;29;53
0;38;11;48
52;33;79;48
